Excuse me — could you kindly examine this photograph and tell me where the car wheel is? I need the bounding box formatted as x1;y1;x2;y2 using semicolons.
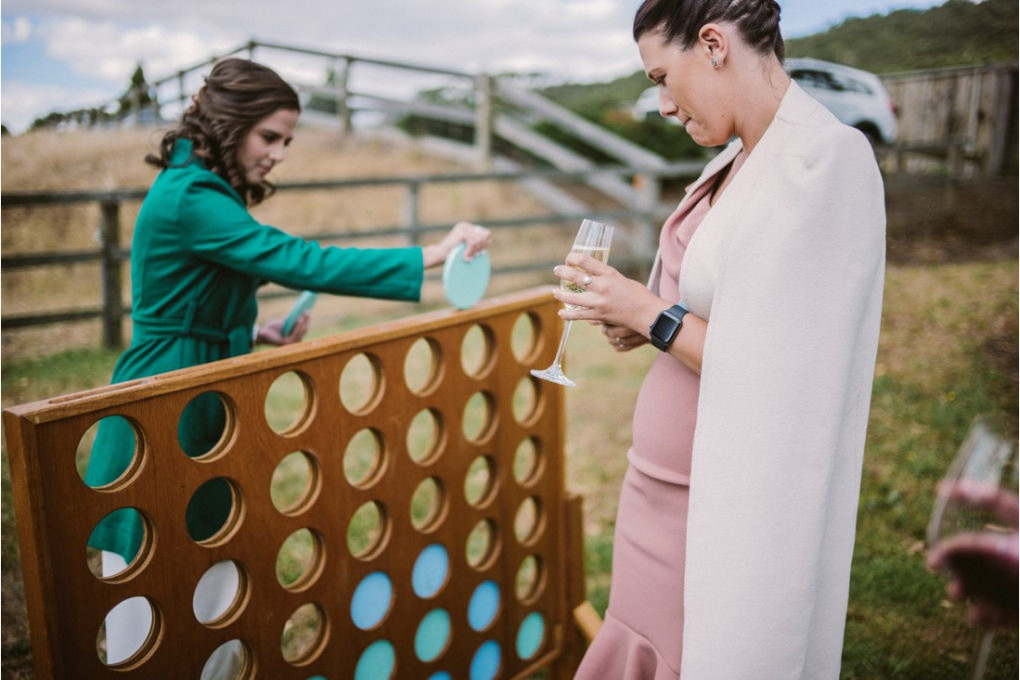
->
853;124;881;147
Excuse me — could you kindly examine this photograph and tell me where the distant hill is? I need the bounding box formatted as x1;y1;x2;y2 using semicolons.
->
533;0;1017;160
785;0;1018;73
546;0;1017;100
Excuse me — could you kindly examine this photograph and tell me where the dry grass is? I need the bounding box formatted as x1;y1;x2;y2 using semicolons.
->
1;126;575;359
1;128;163;192
879;261;1018;392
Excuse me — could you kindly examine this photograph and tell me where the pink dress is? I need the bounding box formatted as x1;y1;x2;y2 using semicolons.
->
574;179;715;680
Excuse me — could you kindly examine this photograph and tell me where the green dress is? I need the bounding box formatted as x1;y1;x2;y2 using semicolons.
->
85;139;424;561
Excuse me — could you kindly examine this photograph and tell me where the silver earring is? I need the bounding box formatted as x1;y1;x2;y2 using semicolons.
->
711;57;720;69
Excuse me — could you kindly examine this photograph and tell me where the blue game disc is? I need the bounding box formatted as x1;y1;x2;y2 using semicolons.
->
412;544;449;599
350;572;392;630
515;611;545;660
470;640;501;680
468;580;500;632
414;608;451;662
354;639;395;680
442;242;490;310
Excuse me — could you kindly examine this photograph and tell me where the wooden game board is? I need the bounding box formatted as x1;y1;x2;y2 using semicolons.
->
4;288;593;678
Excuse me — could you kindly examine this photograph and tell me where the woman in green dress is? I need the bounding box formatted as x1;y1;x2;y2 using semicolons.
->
84;57;490;671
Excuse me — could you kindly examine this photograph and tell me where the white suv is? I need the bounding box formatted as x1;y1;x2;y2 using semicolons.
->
632;57;898;145
785;57;898;145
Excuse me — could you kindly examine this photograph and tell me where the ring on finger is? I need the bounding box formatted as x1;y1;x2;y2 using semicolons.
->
582;274;592;288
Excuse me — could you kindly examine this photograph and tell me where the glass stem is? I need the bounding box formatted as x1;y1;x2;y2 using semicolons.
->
972;631;994;680
550;320;574;370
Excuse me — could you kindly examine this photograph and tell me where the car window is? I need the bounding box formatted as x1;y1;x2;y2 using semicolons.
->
789;69;844;92
842;76;873;95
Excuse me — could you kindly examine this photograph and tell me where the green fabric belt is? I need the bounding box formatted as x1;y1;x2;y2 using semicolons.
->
132;301;251;350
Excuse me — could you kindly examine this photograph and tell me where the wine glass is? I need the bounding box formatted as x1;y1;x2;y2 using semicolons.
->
927;418;1019;680
530;219;613;387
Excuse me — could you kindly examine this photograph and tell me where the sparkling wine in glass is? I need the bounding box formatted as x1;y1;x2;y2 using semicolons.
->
531;219;614;387
927;418;1019;680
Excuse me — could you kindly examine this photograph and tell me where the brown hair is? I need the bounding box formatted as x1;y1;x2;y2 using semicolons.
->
146;58;300;206
633;0;784;61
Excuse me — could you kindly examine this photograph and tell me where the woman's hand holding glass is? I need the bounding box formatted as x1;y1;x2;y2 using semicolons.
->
553;253;657;337
927;481;1018;628
926;419;1019;680
554;257;705;373
531;219;614;386
552;252;644;321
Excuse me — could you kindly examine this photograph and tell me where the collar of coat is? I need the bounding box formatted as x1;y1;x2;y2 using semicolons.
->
682;81;822;198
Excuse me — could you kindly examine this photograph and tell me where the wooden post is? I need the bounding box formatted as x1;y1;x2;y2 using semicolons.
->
987;66;1018;176
130;86;142;129
335;57;352;138
633;172;661;278
947;138;964;177
150;88;160;125
99;200;124;348
474;73;493;169
403;181;422;246
963;66;982;177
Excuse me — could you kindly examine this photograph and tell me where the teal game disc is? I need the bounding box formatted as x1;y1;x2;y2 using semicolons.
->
442;242;490;310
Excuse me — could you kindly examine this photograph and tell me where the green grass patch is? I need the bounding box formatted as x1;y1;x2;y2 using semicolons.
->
2;260;1017;676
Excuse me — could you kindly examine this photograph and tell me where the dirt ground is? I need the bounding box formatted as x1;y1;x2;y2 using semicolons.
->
883;174;1018;265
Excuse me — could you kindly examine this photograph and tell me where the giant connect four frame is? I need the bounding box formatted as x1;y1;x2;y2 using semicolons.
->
4;288;598;678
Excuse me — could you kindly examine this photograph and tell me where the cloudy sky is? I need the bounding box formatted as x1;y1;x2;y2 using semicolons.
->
2;0;948;134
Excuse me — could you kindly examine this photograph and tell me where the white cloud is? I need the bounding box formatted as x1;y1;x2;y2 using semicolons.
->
1;1;647;134
1;16;33;42
1;80;111;133
39;16;239;82
10;0;642;79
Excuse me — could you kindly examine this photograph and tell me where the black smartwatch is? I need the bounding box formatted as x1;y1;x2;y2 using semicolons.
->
649;303;689;351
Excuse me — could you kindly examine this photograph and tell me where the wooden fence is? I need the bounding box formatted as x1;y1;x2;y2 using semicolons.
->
64;39;670;207
4;39;702;351
43;37;1020;182
16;40;1016;351
880;63;1018;176
0;163;704;349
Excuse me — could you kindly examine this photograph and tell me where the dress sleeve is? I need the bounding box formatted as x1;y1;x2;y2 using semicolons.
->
176;178;424;302
680;127;887;677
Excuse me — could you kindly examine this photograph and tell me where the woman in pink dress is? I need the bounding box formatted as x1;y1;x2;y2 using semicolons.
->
557;1;886;678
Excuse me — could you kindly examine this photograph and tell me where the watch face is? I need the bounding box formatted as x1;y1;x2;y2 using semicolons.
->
650;314;678;339
650;304;686;350
650;312;681;350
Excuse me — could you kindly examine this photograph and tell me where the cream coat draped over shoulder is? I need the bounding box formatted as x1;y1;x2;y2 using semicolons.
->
654;83;886;678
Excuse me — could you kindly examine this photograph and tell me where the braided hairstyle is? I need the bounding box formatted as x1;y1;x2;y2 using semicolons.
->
633;0;784;61
146;58;300;206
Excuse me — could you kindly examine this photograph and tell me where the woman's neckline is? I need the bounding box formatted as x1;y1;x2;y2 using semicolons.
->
709;149;747;206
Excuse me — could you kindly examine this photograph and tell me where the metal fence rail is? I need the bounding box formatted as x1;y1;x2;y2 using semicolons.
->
1;162;704;348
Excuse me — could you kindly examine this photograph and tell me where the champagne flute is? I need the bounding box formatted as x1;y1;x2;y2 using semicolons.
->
531;219;613;387
927;418;1019;680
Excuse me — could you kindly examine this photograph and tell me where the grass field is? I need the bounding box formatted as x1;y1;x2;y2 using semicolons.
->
2;127;1018;677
